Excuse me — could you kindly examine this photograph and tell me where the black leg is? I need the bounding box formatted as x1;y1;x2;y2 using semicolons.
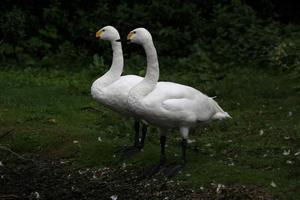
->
160;135;167;164
164;138;187;177
137;123;148;150
133;120;140;147
181;138;187;165
143;135;166;177
115;120;141;157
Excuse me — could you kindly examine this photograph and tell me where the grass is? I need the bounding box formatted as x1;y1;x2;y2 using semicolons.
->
0;67;299;199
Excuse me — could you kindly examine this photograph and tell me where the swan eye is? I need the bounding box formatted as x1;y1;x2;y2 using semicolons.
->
133;31;136;34
102;29;105;32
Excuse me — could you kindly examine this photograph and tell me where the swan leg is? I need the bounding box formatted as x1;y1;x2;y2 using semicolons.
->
164;138;187;177
164;127;189;177
133;120;140;147
137;123;148;150
143;135;166;177
116;120;142;157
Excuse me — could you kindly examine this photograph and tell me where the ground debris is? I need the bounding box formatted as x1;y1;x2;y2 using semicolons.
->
0;158;276;200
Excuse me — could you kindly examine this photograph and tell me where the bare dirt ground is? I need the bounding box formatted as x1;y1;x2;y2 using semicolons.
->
0;155;276;200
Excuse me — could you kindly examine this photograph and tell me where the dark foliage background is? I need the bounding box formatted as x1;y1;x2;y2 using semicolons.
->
1;0;299;84
1;2;300;198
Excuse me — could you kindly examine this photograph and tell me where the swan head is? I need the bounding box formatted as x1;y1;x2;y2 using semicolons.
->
96;26;120;41
127;28;153;45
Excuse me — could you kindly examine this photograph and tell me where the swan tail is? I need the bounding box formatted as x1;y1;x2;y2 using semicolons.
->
209;97;232;120
212;111;232;120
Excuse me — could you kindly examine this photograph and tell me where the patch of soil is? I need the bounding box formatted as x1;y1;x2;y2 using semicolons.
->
0;157;276;200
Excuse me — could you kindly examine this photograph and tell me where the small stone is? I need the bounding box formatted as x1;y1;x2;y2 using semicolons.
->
283;149;290;156
185;173;191;177
0;161;3;167
73;140;79;144
288;112;293;117
97;137;102;142
122;162;126;169
284;136;290;140
286;160;293;164
32;192;40;199
263;154;268;157
216;184;225;193
47;118;56;124
259;129;264;136
294;151;300;156
270;181;276;188
110;195;118;200
187;139;196;144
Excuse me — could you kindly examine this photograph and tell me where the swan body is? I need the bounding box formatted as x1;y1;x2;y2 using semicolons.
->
91;26;147;153
128;81;229;128
126;28;231;175
127;28;231;138
91;26;143;116
92;75;142;115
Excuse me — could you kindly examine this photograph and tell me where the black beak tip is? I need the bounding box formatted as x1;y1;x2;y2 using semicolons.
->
115;39;131;44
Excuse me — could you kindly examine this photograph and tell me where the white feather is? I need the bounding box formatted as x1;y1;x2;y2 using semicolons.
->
91;26;143;116
127;28;231;138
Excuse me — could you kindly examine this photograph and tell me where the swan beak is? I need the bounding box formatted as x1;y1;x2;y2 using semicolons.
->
127;31;134;42
96;30;102;38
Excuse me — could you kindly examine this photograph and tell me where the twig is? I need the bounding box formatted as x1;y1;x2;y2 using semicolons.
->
0;194;21;199
0;129;14;140
0;146;32;162
81;106;102;113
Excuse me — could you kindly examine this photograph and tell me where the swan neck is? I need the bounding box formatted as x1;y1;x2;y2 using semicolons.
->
128;40;159;101
109;41;123;76
92;41;123;89
143;41;159;83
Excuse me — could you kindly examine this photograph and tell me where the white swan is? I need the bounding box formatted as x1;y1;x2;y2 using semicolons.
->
91;26;147;153
126;28;231;176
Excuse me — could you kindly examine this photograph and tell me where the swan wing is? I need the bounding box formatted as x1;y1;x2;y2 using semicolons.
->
162;97;214;122
162;98;194;111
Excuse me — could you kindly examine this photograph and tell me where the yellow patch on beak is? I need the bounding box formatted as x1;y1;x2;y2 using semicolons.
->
96;30;102;38
127;32;134;41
